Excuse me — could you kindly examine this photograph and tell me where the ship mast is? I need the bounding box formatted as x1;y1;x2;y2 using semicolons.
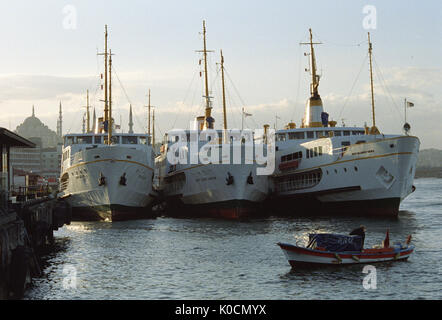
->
300;28;324;128
148;89;151;136
308;28;320;98
367;32;378;133
201;20;213;129
98;25;109;134
108;49;113;144
220;50;228;142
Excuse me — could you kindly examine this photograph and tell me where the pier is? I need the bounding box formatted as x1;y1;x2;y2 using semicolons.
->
0;128;71;299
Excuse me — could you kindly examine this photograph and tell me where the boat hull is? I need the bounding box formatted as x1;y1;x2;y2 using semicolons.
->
272;135;420;217
277;242;414;267
161;162;269;219
60;145;156;222
165;198;261;219
71;203;155;221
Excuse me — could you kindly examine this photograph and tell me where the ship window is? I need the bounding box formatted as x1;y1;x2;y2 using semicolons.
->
318;146;323;156
286;153;293;161
77;136;92;144
65;136;75;146
343;131;350;136
314;147;318;157
122;136;137;144
334;131;342;136
306;131;314;139
94;136;103;144
289;132;305;140
306;150;310;159
281;155;287;162
298;151;302;159
341;141;350;147
277;133;287;142
139;136;148;145
316;131;326;138
356;140;366;144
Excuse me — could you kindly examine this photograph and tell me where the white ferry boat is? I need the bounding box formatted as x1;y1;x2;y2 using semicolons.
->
58;26;156;221
156;21;269;219
269;30;420;216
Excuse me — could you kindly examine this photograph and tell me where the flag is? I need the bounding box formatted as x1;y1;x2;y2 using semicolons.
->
407;101;414;107
243;111;252;117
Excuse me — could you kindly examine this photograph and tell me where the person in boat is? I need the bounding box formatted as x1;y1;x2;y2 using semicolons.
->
349;226;366;249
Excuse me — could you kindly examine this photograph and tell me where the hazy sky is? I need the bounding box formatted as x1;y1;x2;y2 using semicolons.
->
0;0;441;148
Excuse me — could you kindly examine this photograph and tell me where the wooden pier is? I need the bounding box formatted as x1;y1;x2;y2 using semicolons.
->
0;128;71;299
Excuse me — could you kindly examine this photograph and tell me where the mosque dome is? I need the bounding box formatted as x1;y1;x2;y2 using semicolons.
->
15;106;62;148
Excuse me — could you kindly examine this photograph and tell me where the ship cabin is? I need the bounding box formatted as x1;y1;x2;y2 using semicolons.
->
275;126;371;174
63;133;151;148
275;126;366;144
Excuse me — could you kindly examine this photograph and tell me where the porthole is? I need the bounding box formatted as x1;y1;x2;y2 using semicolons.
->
344;168;347;173
334;169;337;174
354;166;358;172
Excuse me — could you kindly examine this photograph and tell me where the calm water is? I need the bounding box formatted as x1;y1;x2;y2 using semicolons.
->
24;178;442;300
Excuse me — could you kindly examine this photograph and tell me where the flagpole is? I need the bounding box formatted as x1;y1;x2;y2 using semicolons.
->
241;107;244;131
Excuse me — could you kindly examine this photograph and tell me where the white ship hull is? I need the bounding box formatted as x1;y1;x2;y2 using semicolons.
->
272;135;420;216
157;141;270;219
164;163;268;218
60;144;156;221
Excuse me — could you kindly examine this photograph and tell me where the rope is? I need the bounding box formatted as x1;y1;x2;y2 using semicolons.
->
338;53;368;120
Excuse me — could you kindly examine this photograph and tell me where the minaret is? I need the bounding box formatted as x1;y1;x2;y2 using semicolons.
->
57;102;63;137
92;107;97;133
32;105;35;117
128;104;134;134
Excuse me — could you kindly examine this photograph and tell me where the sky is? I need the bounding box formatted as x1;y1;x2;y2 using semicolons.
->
0;0;441;149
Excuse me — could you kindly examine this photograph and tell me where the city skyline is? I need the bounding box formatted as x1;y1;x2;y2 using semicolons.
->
0;0;441;148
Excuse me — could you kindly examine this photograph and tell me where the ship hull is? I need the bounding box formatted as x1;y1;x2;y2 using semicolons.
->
162;163;269;219
271;135;420;217
60;145;156;222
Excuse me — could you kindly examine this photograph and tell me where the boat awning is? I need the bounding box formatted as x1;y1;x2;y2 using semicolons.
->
0;127;36;148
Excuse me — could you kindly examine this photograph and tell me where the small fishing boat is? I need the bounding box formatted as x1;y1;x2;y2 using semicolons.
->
278;230;414;268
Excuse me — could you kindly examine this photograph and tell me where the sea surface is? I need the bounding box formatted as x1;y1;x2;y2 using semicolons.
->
24;178;442;300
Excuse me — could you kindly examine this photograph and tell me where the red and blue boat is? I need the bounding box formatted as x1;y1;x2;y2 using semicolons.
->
278;231;414;268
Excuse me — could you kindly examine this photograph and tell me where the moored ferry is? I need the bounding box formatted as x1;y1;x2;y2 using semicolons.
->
269;29;420;216
59;132;156;221
58;25;156;221
156;21;269;219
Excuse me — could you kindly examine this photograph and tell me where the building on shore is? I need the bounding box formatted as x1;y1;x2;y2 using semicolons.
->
9;106;63;190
